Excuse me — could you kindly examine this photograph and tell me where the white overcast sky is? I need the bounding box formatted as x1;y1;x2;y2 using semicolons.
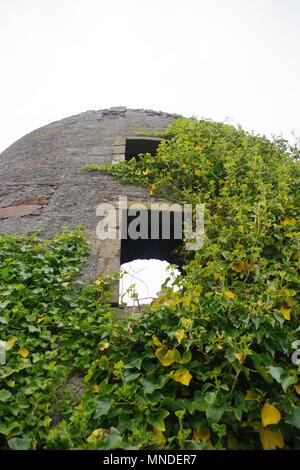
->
0;0;299;153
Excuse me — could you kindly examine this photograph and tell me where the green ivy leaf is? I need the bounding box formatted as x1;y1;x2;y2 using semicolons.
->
140;374;167;394
146;409;169;432
267;366;297;392
0;390;12;402
206;405;225;424
94;397;112;418
8;437;31;450
96;432;122;450
285;407;300;430
123;371;141;383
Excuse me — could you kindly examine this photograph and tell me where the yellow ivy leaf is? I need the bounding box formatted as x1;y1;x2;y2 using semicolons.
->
294;381;300;395
182;294;192;308
261;403;281;427
6;336;16;350
225;290;236;300
180;317;193;329
18;346;29;358
282;288;296;297
234;352;244;364
113;360;124;370
74;401;84;410
214;272;221;281
281;218;296;226
152;336;163;348
238;225;245;233
259;428;284;450
152;429;166;445
175;330;185;342
245;390;261;401
231;262;250;273
165;296;181;310
91;384;100;394
87;428;105;443
155;347;181;367
149;184;156;196
95;279;101;286
193;427;210;441
232;263;244;273
37;315;45;323
41;416;52;428
194;169;203;177
286;232;297;238
169;368;192;386
279;305;291;320
98;340;110;351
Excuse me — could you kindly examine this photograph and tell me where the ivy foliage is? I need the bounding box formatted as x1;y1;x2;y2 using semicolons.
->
1;118;300;449
0;228;117;449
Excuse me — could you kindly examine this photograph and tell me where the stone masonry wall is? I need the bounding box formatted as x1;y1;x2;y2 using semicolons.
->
0;107;179;284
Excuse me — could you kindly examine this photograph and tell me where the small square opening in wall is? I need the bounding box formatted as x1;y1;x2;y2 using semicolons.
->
120;208;183;268
119;206;184;306
125;138;162;161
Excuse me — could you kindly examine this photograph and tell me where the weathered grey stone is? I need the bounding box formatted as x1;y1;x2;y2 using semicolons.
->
0;108;177;286
112;154;125;164
114;137;126;146
112;145;126;155
109;106;127;113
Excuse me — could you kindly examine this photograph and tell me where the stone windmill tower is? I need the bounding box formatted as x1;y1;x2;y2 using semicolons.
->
0;107;183;303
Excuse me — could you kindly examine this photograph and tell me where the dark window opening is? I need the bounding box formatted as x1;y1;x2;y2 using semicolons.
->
119;209;184;306
125;138;161;161
121;209;184;270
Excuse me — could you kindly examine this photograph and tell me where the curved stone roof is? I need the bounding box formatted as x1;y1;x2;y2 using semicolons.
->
0;107;178;280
